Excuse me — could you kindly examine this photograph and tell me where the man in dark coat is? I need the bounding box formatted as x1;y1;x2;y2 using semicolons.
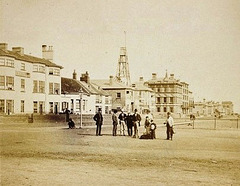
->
93;108;103;136
118;110;127;136
132;109;141;138
126;112;133;136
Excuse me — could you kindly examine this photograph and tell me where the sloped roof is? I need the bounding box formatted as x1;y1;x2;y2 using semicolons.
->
61;77;109;96
0;49;63;68
91;79;133;90
132;82;153;92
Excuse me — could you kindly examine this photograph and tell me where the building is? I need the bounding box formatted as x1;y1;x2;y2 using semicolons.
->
91;76;134;112
132;77;155;114
0;43;63;115
145;72;191;117
61;71;112;114
193;99;234;117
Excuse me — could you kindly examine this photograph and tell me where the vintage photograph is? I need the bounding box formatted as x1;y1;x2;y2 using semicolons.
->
1;0;240;185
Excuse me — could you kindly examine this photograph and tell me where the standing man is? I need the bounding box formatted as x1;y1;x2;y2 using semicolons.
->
93;108;103;136
132;109;141;138
126;112;133;136
118;109;127;136
165;112;174;140
112;109;118;136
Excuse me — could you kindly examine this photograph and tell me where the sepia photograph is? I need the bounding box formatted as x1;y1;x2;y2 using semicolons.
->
1;0;240;185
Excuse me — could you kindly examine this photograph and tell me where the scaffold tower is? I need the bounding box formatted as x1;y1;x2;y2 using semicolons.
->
116;47;131;86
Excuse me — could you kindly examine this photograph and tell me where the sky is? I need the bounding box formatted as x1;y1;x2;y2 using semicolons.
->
1;0;240;113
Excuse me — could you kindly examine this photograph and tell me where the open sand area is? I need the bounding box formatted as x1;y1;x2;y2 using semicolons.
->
1;120;240;185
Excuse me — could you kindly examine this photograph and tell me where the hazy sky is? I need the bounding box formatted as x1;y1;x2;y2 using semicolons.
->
1;0;240;112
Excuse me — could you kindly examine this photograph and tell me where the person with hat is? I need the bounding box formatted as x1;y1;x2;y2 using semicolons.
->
164;112;174;140
118;109;127;136
132;109;141;138
93;108;103;136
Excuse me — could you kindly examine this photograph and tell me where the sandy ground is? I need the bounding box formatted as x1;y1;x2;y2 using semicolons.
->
1;121;240;186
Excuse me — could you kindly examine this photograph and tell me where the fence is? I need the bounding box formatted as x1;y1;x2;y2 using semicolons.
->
173;118;239;130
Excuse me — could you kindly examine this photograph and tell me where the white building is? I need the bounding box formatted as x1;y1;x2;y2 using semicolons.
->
61;71;112;114
132;77;155;114
0;43;63;115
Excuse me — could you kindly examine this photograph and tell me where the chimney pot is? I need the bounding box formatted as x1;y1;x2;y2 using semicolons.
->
152;73;157;80
0;43;8;50
12;47;24;55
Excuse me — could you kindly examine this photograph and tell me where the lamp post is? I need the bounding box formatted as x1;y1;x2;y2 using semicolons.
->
79;88;83;128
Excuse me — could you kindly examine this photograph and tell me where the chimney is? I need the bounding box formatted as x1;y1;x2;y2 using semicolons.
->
80;71;90;83
73;70;77;80
109;75;113;85
152;73;157;80
169;74;174;79
12;47;24;55
139;77;144;82
0;43;8;50
42;45;53;61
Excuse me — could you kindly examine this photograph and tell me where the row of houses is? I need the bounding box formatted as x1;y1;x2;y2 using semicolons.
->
0;43;234;116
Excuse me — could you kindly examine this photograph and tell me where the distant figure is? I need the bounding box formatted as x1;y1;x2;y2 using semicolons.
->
68;118;75;129
93;108;103;136
112;109;118;136
118;110;127;136
65;108;70;122
132;109;141;138
164;112;174;140
126;112;133;136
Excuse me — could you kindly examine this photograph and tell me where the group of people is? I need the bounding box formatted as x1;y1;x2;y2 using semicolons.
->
112;108;142;138
68;107;175;140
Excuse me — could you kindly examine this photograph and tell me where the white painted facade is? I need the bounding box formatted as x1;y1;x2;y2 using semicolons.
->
0;44;62;115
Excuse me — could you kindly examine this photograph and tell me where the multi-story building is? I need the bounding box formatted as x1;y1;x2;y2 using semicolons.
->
193;99;234;117
92;76;134;112
145;72;191;117
132;77;155;114
0;43;63;115
61;71;112;114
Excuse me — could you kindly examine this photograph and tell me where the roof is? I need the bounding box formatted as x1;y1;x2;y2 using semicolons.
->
0;49;63;69
61;77;109;96
91;79;134;90
132;81;153;92
145;77;182;85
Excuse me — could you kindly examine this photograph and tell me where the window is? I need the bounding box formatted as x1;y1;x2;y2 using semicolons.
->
164;107;167;112
21;79;25;92
170;107;174;113
49;102;53;113
6;76;14;90
76;99;80;111
0;58;5;66
164;97;167;103
49;68;53;75
6;59;14;67
33;80;38;93
33;65;38;72
0;76;5;89
0;100;4;113
21;63;25;71
170;97;173;103
126;91;129;94
39;81;45;93
157;107;160;112
117;93;121;99
54;83;60;94
6;100;14;114
39;101;44;114
33;101;38;113
49;83;53;94
21;100;24;113
54;69;60;76
39;65;45;73
157;97;160;104
49;68;60;76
